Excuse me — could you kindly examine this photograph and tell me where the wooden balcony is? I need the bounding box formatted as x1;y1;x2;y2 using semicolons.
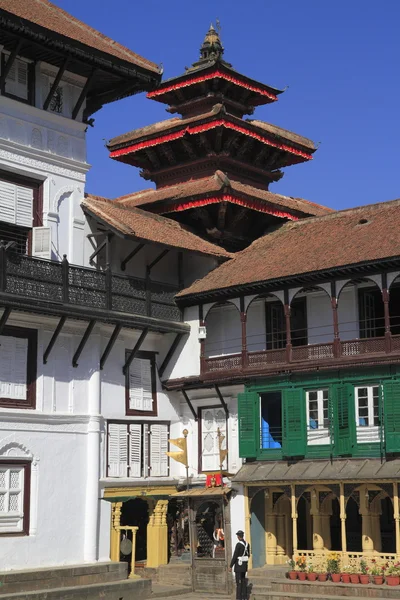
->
0;249;186;333
202;335;400;378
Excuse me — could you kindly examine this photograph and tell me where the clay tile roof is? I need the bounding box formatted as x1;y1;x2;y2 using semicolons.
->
82;195;231;259
114;171;332;218
0;0;160;74
178;198;400;299
248;120;316;151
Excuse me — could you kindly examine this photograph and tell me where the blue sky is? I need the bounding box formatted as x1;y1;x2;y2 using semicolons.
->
56;0;399;211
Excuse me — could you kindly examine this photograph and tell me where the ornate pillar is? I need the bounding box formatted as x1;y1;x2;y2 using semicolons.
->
266;512;278;564
276;514;286;556
284;291;292;363
382;276;392;353
340;483;347;554
331;284;341;357
129;526;139;578
291;485;298;556
370;511;382;552
240;297;248;369
110;502;123;561
393;483;400;556
311;490;324;551
320;515;332;550
360;487;374;553
146;499;169;568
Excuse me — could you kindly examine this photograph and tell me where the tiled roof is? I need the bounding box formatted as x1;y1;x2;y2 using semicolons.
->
108;104;316;151
0;0;160;74
178;198;400;298
82;195;231;259
114;171;332;218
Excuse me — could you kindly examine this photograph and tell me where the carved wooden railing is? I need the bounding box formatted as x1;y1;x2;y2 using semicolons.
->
0;250;182;323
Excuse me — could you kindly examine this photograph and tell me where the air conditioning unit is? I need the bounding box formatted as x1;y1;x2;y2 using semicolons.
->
198;326;207;340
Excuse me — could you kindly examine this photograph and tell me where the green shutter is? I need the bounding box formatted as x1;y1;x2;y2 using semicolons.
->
238;392;259;458
383;381;400;453
282;389;306;457
333;384;354;456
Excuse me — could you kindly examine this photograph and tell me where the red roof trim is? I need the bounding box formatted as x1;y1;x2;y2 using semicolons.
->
149;194;300;220
109;120;313;161
147;70;278;101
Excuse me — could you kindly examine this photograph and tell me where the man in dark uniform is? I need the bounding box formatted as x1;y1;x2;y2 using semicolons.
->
229;530;250;600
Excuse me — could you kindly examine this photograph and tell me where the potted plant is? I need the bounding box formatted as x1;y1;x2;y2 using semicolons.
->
350;567;360;584
341;565;352;584
370;560;386;585
386;562;400;586
327;553;341;583
295;555;307;580
287;558;297;580
317;559;328;582
307;561;318;582
359;559;369;584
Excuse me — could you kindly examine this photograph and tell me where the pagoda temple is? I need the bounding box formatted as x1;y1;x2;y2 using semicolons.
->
107;25;328;251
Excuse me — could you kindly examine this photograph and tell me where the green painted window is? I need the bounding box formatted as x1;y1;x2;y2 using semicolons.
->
282;388;306;457
333;384;355;456
383;381;400;453
238;391;259;458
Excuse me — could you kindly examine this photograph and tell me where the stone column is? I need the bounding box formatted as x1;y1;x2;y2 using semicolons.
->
291;486;298;556
276;514;286;556
340;483;347;553
393;483;400;556
147;499;169;568
110;502;123;561
321;514;332;550
370;512;382;552
266;512;278;564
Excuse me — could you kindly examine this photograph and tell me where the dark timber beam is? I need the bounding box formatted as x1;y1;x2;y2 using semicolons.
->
214;384;229;417
72;70;96;120
72;320;96;368
121;243;145;271
43;316;66;364
147;249;169;273
0;307;11;335
123;328;148;375
100;324;121;370
217;202;228;231
0;39;22;92
158;333;184;378
89;239;107;265
182;389;198;421
43;57;69;111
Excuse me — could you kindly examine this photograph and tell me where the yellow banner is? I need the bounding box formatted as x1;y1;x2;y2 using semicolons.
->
218;434;228;466
166;437;188;467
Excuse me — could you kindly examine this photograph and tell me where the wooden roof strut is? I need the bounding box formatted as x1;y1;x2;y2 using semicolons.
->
72;320;96;367
0;307;11;335
181;389;198;421
43;316;66;364
123;327;148;375
214;384;229;417
121;243;145;271
158;332;185;378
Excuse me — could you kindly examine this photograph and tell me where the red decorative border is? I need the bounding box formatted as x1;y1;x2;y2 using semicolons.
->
150;194;300;220
110;120;313;161
147;70;278;101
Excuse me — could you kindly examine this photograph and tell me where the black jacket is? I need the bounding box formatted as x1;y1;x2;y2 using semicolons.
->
230;540;251;573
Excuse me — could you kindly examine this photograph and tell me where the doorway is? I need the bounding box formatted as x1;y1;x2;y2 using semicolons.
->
345;497;362;552
121;498;149;563
250;490;266;568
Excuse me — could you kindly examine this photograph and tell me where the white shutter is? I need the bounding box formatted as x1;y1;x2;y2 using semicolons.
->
201;408;227;472
0;180;16;225
108;423;128;477
143;423;149;478
5;58;28;99
129;423;142;477
32;227;51;259
150;424;169;477
0;335;28;400
16;186;33;228
129;357;153;412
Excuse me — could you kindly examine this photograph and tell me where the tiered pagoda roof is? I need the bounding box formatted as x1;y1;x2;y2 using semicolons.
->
105;25;325;251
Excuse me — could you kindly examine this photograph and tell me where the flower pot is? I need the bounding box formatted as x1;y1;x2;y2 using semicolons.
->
331;573;341;583
341;574;350;583
307;572;318;581
386;575;400;586
318;573;328;582
350;574;360;584
373;576;384;585
298;571;307;581
288;571;297;580
360;575;370;584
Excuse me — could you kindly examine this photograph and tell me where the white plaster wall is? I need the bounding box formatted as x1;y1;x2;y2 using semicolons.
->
338;286;359;340
306;291;334;344
168;306;200;379
230;483;246;551
246;298;266;352
205;303;241;357
0;415;89;570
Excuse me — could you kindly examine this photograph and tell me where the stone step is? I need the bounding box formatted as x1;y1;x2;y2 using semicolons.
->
0;577;151;600
0;562;128;595
152;584;192;597
269;579;400;599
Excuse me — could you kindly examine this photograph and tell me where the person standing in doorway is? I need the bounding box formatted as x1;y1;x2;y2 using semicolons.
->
229;530;250;600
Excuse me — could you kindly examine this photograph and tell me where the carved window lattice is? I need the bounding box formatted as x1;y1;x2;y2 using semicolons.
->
49;85;63;114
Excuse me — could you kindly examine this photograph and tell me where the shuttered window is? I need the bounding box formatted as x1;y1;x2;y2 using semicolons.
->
200;407;227;472
126;351;157;416
107;422;169;478
383;381;400;453
282;388;306;457
0;462;30;535
0;327;37;409
4;57;29;100
0;180;33;229
238;391;259;458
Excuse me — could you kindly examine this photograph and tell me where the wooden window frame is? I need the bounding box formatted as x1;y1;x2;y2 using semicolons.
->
1;54;35;105
106;420;169;478
197;405;228;475
0;326;37;409
125;351;158;417
355;384;380;427
0;460;31;536
306;388;329;430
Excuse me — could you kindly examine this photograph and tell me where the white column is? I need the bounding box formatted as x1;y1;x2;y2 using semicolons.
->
84;335;101;562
